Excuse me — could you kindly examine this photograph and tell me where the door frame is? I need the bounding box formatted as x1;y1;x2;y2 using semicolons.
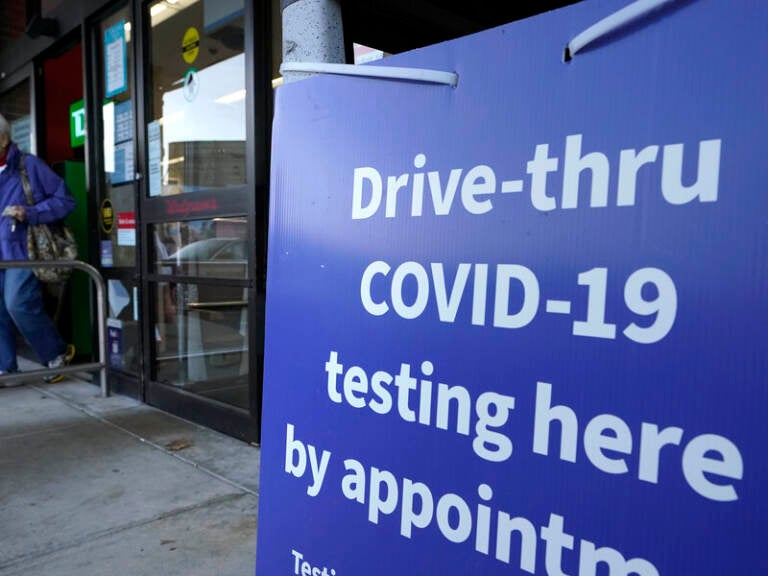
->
132;0;271;443
84;0;144;398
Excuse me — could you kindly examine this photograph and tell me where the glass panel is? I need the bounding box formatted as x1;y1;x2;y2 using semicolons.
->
0;80;32;153
153;281;249;409
147;0;246;197
98;7;136;268
107;278;140;373
152;217;247;279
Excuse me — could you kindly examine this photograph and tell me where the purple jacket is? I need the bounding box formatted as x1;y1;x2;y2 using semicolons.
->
0;143;76;261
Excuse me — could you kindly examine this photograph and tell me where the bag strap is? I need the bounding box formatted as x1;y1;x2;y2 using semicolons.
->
18;153;36;207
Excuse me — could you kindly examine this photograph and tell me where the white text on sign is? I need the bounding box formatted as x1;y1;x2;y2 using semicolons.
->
324;350;743;502
351;135;721;218
361;263;677;344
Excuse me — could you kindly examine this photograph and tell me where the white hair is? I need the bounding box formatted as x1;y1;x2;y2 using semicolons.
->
0;113;9;136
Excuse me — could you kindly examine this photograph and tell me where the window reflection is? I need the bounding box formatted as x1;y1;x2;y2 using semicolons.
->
148;0;245;196
152;217;247;279
154;281;249;409
0;80;32;153
107;279;140;373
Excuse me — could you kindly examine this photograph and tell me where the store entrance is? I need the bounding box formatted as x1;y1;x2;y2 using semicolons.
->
83;0;265;442
40;40;92;366
141;0;260;442
88;4;142;397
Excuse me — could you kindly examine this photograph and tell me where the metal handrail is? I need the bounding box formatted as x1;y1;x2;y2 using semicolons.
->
0;260;109;397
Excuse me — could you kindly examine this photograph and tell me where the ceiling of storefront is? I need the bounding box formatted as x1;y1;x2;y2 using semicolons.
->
340;0;583;55
0;1;27;57
1;0;586;85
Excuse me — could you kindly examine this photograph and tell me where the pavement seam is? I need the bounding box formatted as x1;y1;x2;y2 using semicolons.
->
0;421;85;441
0;492;255;573
27;384;259;498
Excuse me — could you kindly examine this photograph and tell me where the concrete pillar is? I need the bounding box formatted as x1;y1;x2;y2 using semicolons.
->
281;0;345;82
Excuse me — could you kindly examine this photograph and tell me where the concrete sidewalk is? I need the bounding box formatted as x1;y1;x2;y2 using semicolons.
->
0;368;260;576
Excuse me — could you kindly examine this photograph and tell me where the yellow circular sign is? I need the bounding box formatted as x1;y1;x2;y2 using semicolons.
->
182;27;200;64
101;198;114;234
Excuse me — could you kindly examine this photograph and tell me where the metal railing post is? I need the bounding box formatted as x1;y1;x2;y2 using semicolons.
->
0;259;110;396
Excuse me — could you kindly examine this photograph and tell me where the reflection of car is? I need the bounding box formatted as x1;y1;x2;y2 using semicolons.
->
156;237;249;387
165;237;247;279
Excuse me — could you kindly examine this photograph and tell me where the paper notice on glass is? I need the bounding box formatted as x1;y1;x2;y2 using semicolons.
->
148;120;162;197
100;240;114;267
105;20;127;98
107;279;130;318
107;318;123;369
117;212;136;246
110;141;134;185
115;100;133;143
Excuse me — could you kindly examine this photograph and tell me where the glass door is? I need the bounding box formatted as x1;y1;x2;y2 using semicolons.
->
90;3;142;395
142;0;260;441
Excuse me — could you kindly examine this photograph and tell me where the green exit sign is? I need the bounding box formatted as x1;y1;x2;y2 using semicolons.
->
70;99;85;148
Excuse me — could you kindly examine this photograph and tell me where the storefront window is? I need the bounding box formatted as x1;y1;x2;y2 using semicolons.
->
0;80;32;153
107;278;141;373
152;217;247;279
147;0;246;197
153;280;249;409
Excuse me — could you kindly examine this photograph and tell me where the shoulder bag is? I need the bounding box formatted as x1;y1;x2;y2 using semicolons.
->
19;154;79;283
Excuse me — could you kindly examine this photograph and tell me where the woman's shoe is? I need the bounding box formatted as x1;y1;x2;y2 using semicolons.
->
44;344;76;384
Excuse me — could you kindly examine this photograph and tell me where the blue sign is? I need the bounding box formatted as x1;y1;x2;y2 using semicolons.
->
104;20;127;98
257;1;767;575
